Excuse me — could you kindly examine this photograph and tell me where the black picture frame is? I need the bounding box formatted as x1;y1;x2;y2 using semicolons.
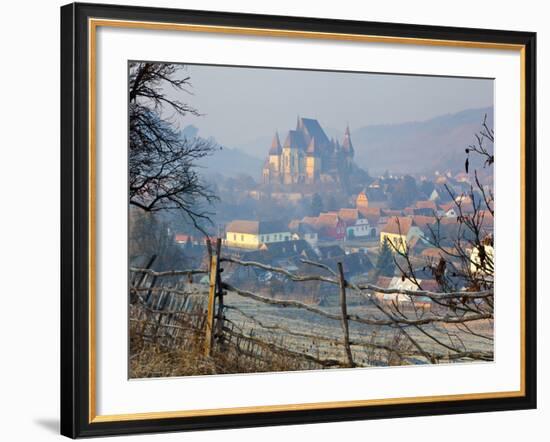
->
61;2;537;438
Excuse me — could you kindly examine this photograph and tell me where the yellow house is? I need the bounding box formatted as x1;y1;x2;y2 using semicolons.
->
225;220;291;249
379;217;423;254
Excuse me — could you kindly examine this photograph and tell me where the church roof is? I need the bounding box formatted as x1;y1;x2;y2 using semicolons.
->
284;130;307;150
298;117;330;146
269;132;282;155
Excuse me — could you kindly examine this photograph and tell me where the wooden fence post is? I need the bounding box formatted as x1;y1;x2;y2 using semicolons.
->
206;238;213;272
204;238;221;357
337;262;354;368
135;254;157;287
215;239;225;344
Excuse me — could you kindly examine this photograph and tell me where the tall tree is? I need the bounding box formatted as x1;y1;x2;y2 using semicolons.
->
310;193;323;216
129;62;218;233
389;175;418;209
375;237;396;277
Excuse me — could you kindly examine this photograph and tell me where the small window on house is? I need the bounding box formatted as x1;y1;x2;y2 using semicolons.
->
233;234;236;241
241;235;244;241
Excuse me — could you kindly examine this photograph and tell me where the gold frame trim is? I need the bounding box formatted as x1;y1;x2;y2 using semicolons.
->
88;18;527;424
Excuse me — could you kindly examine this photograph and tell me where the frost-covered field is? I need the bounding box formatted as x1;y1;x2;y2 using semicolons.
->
223;291;494;368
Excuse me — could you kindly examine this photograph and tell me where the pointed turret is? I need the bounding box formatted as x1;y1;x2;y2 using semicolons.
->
269;131;282;155
341;124;354;156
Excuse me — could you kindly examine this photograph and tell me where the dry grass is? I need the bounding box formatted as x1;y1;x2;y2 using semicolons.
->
129;308;314;378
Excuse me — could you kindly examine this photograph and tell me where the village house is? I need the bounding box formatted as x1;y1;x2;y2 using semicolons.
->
357;206;382;236
411;215;437;230
455;172;470;183
429;188;441;201
338;208;360;225
373;276;438;311
227;239;318;283
368;179;381;189
439;202;458;217
318;252;374;280
315;212;346;240
318;245;345;260
379;216;426;253
289;222;319;247
174;234;215;248
346;217;373;239
414;200;439;216
174;233;196;245
225;220;291;249
336;207;374;239
298;212;346;241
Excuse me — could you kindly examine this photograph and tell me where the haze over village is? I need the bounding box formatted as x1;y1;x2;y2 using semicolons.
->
165;113;493;298
129;64;495;301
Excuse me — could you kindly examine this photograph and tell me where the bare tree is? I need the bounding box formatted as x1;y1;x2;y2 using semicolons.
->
382;116;495;362
129;62;219;233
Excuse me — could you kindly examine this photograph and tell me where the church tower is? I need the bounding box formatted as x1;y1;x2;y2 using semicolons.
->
306;137;321;184
341;124;355;170
356;189;369;209
268;132;282;172
263;132;282;184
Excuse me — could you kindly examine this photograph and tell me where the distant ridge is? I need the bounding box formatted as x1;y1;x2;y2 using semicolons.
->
352;107;494;175
198;145;264;179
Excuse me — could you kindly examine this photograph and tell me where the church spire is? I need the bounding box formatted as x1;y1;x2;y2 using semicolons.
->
341;124;354;156
269;131;282;155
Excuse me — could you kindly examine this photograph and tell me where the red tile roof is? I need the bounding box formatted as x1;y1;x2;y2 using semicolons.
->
338;208;359;225
226;220;288;235
174;234;192;243
374;276;394;289
415;200;437;210
411;215;437;229
316;212;341;228
382;216;414;235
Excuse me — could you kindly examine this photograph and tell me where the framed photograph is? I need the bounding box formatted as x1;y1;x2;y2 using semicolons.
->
60;2;537;438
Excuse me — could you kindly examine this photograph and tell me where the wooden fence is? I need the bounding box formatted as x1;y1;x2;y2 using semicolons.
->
129;238;494;372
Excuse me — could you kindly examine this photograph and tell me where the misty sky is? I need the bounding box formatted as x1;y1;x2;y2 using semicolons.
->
164;63;493;153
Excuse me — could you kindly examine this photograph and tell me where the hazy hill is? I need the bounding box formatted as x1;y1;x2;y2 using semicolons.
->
180;125;264;179
352;107;493;175
198;145;264;179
